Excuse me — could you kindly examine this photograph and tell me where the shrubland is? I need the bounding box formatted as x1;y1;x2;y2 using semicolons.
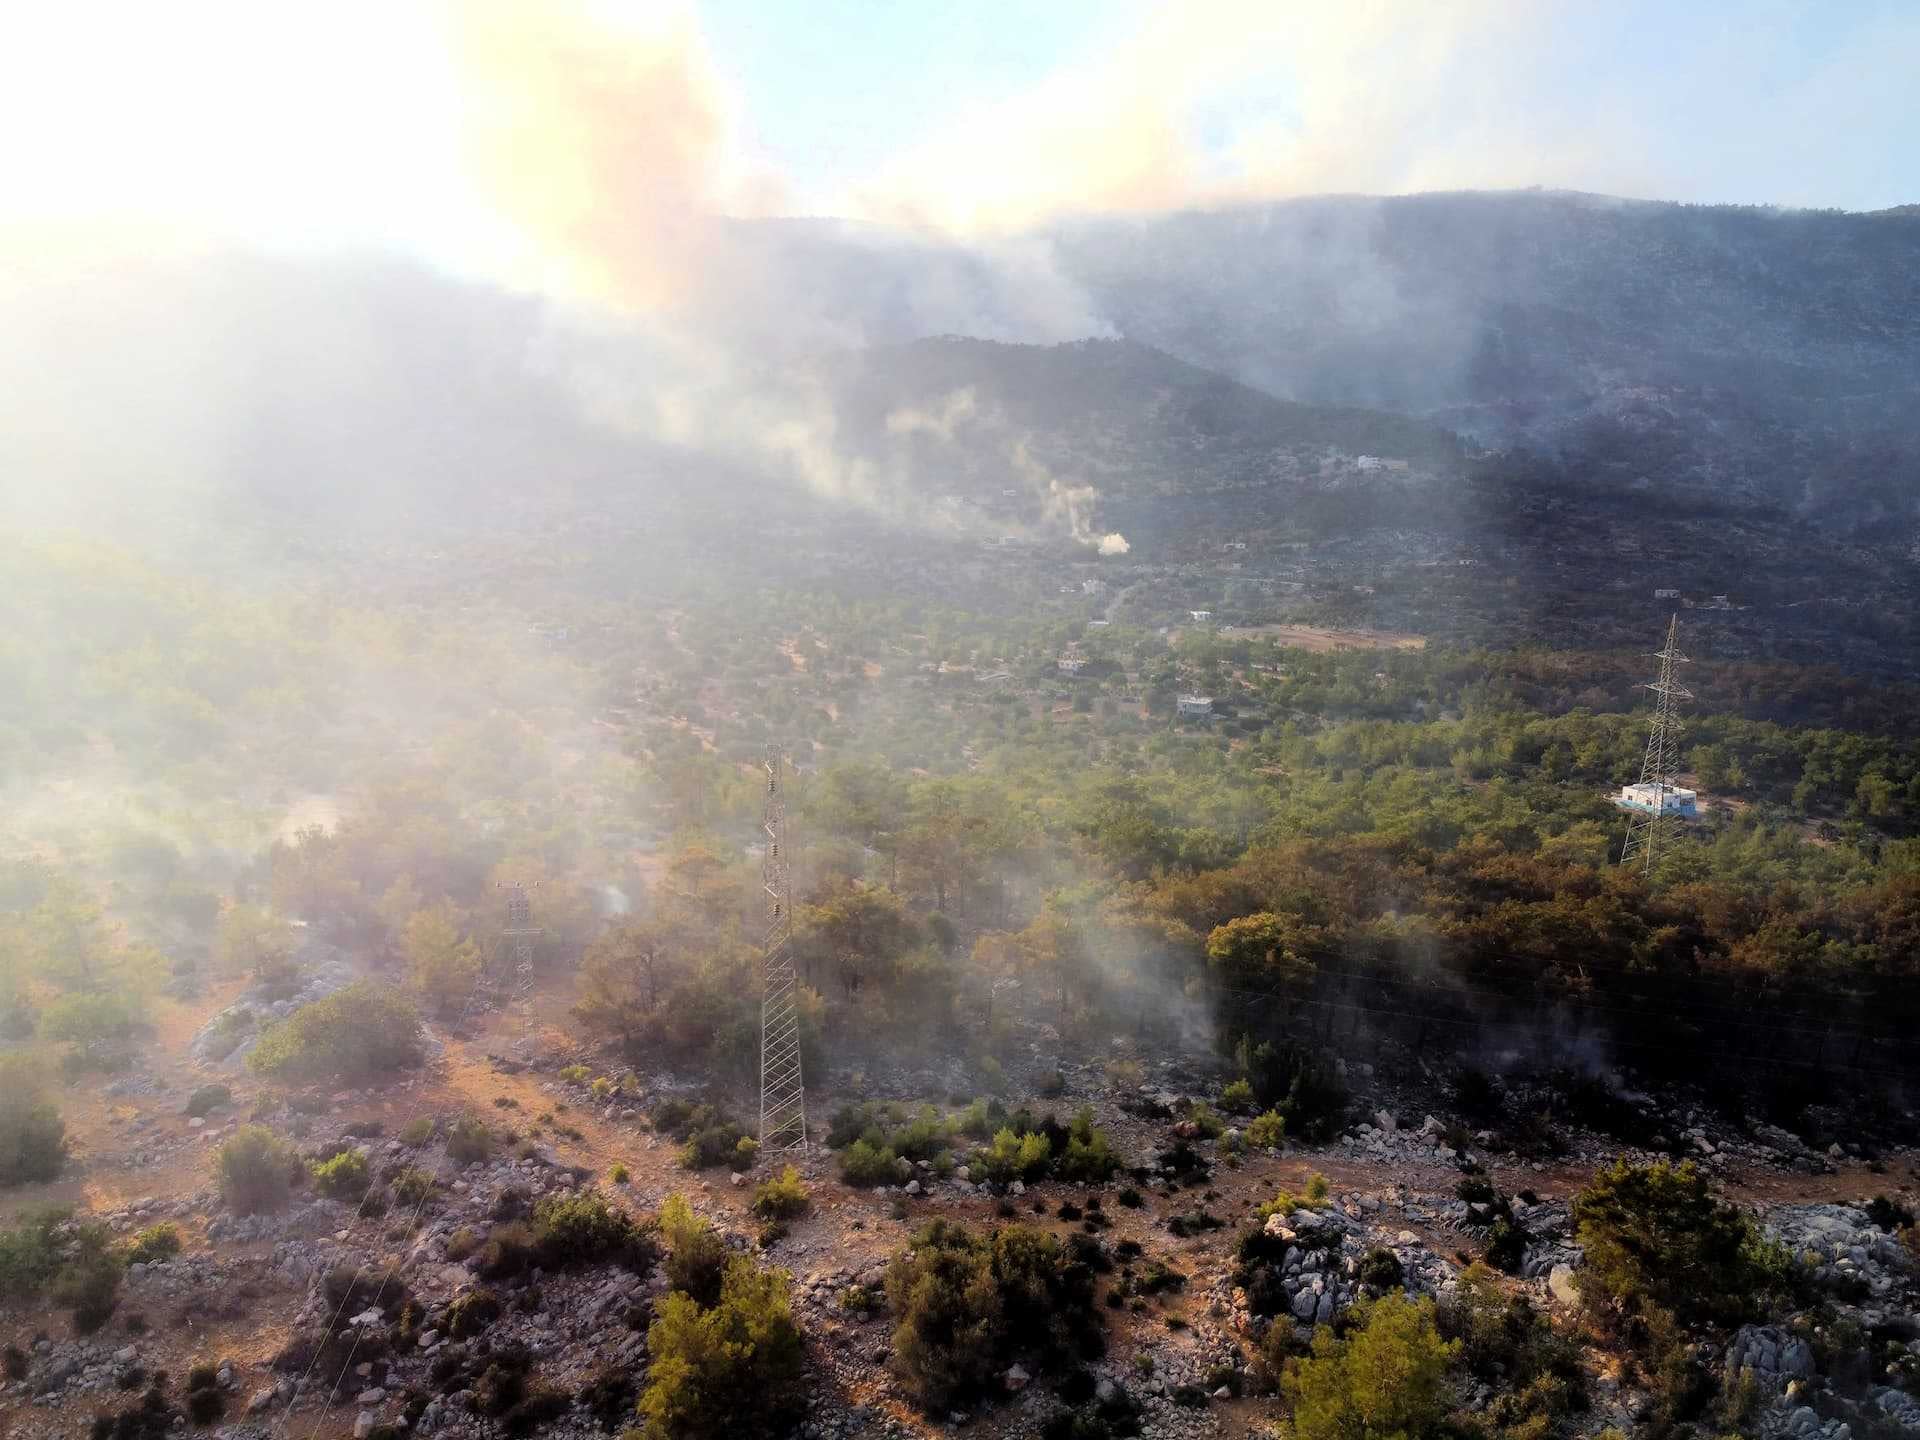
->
247;982;422;1082
0;1053;67;1186
637;1257;804;1440
886;1219;1103;1412
216;1126;302;1215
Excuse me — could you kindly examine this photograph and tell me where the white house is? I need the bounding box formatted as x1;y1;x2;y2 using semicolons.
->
1615;783;1699;818
1177;694;1214;719
1189;609;1213;623
1057;654;1086;675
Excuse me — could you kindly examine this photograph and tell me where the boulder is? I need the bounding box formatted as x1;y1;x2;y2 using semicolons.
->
1547;1264;1579;1307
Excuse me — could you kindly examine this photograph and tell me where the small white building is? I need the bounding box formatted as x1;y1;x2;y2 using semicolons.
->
1654;588;1680;600
1057;654;1086;675
1615;783;1698;818
1189;609;1213;623
1177;694;1214;719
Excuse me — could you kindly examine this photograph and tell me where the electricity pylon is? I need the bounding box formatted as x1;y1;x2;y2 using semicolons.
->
759;746;807;1155
495;881;542;994
1619;614;1692;872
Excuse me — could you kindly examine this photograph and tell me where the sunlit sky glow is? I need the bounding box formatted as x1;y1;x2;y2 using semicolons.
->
3;0;1915;292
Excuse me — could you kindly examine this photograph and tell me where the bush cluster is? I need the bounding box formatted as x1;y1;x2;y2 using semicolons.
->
0;1056;68;1187
660;1194;730;1305
216;1126;301;1215
751;1165;811;1221
309;1148;371;1201
637;1257;804;1440
124;1223;182;1266
1572;1159;1792;1330
885;1219;1103;1413
651;1099;756;1170
247;981;422;1082
0;1208;125;1333
1279;1294;1456;1440
182;1084;231;1119
445;1115;493;1164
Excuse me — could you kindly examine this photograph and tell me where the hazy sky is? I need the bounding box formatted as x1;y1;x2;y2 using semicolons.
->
3;0;1916;294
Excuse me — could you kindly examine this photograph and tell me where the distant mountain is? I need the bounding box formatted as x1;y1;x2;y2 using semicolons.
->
1044;191;1920;527
774;334;1462;496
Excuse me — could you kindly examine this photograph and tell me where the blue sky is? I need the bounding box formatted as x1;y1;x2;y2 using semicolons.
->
692;0;1920;218
1;0;1914;285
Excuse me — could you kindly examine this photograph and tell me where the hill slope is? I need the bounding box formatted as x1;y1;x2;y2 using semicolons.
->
1047;191;1920;526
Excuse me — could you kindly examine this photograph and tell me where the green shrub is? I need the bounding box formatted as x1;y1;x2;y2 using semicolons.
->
653;1101;753;1171
216;1126;298;1215
1572;1160;1791;1329
1181;1102;1226;1139
885;1219;1101;1412
309;1148;371;1201
610;1163;631;1185
0;1207;67;1296
42;990;142;1046
1282;1293;1456;1440
1234;1038;1348;1141
1246;1110;1285;1149
389;1167;435;1207
183;1084;232;1119
0;1210;126;1331
885;1222;1004;1411
48;1224;124;1334
953;1098;1000;1141
1055;1107;1120;1183
1356;1246;1404;1291
1220;1079;1256;1113
683;1120;753;1171
474;1221;536;1280
839;1139;902;1187
752;1165;811;1221
446;1115;493;1164
247;982;422;1082
532;1191;657;1272
399;1117;436;1146
637;1258;804;1440
1437;1264;1588;1433
125;1223;183;1266
590;1077;613;1101
0;1056;68;1187
185;1362;225;1424
445;1286;503;1339
558;1064;591;1084
979;1128;1051;1186
1485;1216;1530;1274
661;1194;730;1306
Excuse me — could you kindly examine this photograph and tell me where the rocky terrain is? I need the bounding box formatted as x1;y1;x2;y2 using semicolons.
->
5;966;1916;1440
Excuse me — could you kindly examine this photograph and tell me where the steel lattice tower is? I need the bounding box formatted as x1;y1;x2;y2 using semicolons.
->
1619;614;1693;872
759;746;807;1155
495;881;542;994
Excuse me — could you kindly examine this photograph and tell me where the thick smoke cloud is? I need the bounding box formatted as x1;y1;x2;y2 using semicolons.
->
444;0;1127;549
